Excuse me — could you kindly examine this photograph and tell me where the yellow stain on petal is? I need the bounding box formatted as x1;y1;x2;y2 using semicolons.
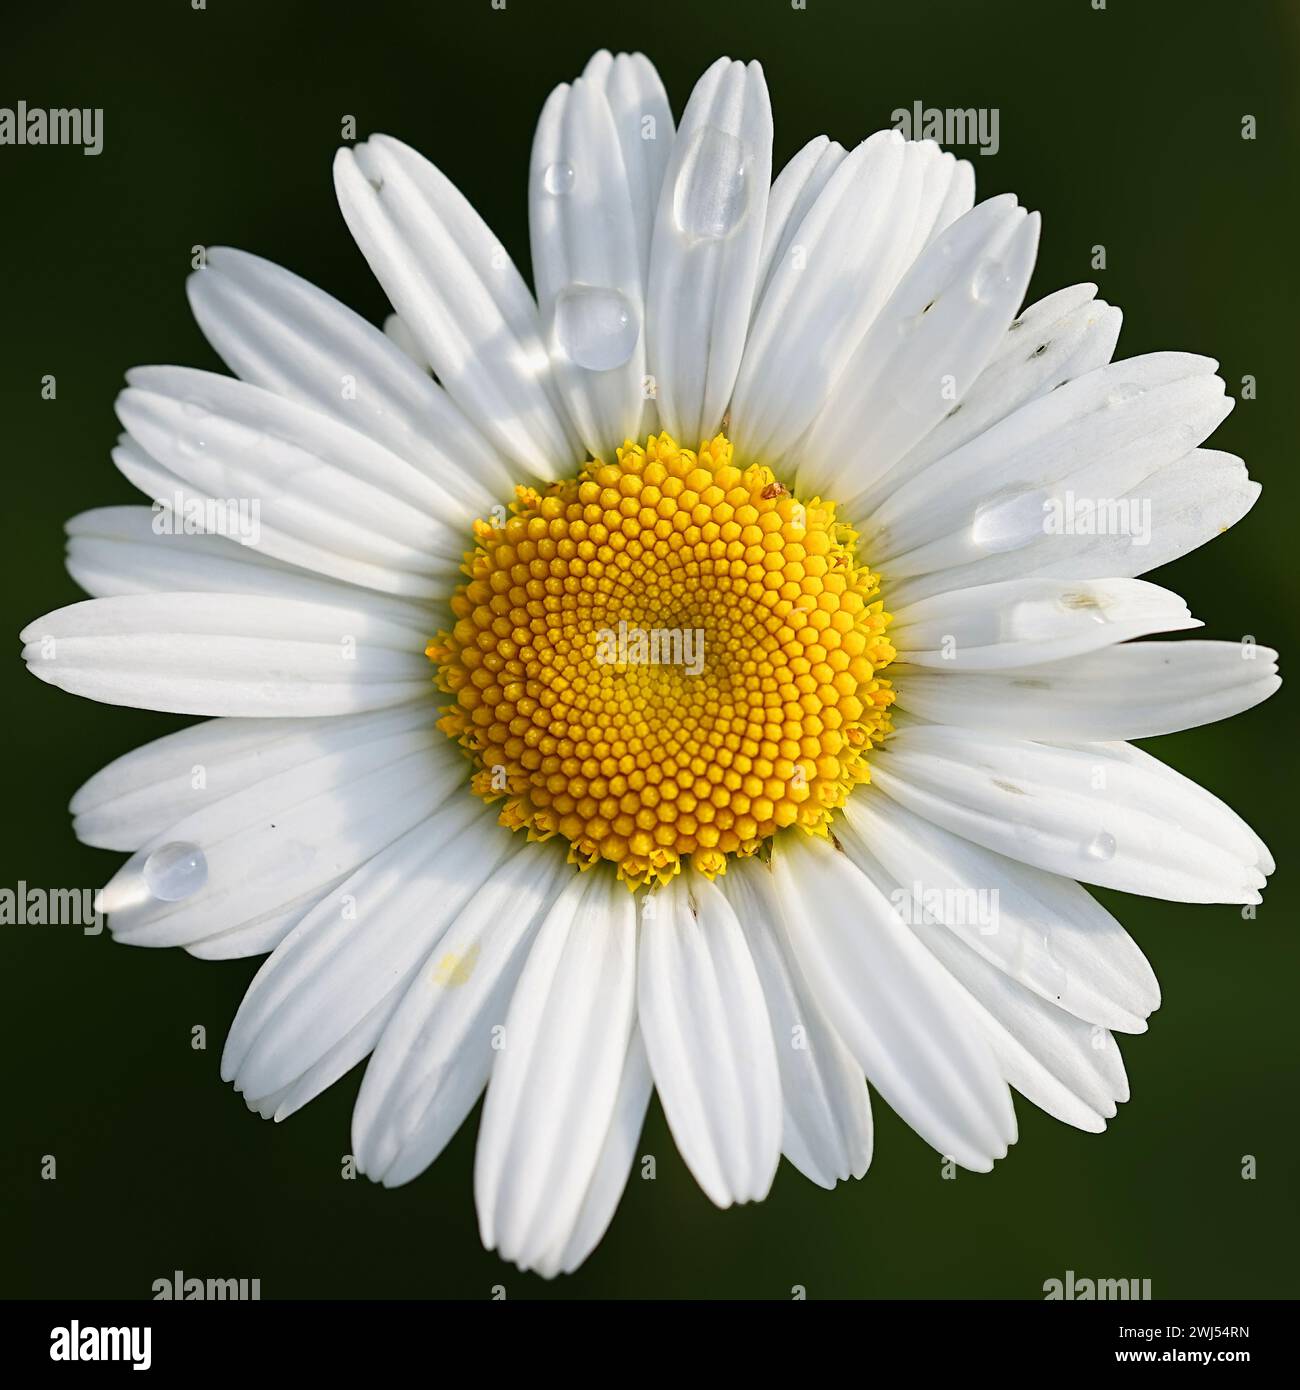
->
430;433;895;889
432;942;481;987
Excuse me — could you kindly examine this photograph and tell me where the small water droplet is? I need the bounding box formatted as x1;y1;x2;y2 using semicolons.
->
971;490;1047;553
553;285;639;371
1084;831;1117;862
971;258;1012;305
1107;382;1145;407
672;125;751;241
543;161;575;196
143;841;208;901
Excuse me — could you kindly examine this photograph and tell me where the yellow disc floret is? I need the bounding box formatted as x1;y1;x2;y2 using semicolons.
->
428;433;895;889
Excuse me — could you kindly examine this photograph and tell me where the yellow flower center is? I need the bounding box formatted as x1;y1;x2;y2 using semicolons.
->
429;433;895;889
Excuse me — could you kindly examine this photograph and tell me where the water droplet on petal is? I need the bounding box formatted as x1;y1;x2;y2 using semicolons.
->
1084;831;1117;862
672;125;751;241
543;161;575;196
971;258;1013;305
971;489;1048;553
1107;382;1145;406
143;841;208;901
554;285;639;371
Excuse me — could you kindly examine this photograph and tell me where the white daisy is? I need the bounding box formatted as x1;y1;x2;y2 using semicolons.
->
21;51;1278;1278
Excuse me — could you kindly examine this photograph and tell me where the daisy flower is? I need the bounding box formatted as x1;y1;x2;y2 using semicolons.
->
21;51;1278;1278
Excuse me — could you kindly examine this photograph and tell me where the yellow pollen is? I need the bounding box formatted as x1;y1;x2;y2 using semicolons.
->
429;433;895;890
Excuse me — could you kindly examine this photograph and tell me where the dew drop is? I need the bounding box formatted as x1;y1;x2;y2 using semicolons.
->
543;161;575;196
672;125;751;241
553;285;639;371
971;258;1012;305
143;841;208;901
1107;382;1145;407
1084;831;1117;862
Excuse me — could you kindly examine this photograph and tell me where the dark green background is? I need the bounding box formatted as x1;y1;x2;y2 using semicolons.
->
2;0;1295;1299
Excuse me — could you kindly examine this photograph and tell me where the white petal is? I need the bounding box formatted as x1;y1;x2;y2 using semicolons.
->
580;50;675;284
871;724;1269;903
722;861;872;1188
919;923;1129;1131
772;833;1016;1171
890;576;1200;669
65;506;433;632
1080;739;1274;876
557;1025;653;1275
97;720;466;956
475;871;637;1276
926;155;976;243
868;353;1231;576
839;833;1126;1132
71;703;431;851
334;135;580;477
637;873;781;1206
896;285;1121;475
351;841;571;1186
222;802;507;1113
645;57;773;444
751;136;846;309
530;75;648;460
799;196;1039;505
888;447;1260;606
116;368;463;596
383;312;429;368
733;130;919;461
893;640;1280;740
839;792;1159;1032
187;247;515;506
21;592;432;718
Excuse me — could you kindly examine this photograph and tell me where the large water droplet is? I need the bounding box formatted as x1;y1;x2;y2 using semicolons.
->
553;285;640;371
971;489;1048;553
143;841;208;901
1084;831;1117;863
672;125;751;241
543;161;575;196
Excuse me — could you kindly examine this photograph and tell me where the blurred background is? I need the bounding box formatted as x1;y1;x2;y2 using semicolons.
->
1;0;1296;1298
